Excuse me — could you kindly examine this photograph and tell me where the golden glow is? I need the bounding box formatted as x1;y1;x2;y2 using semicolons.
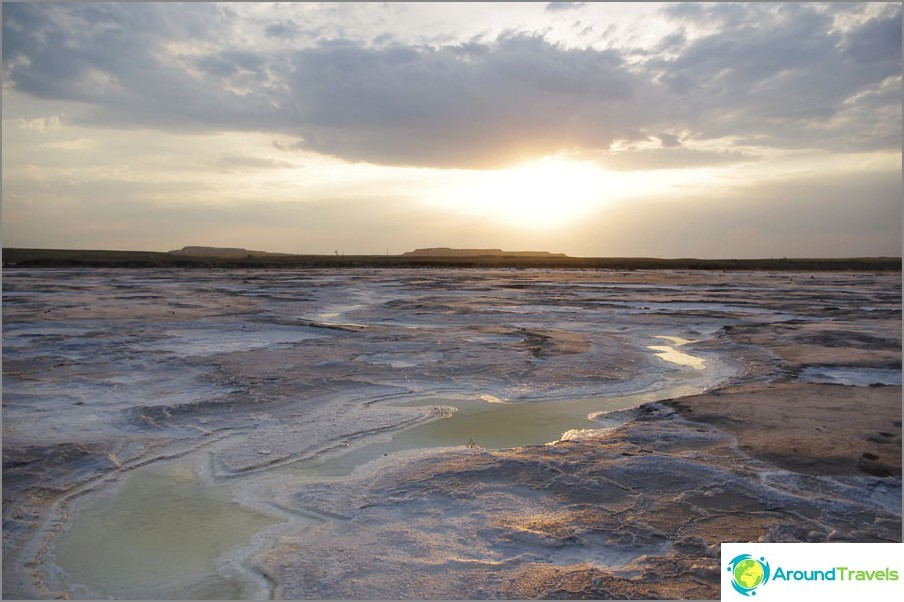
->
428;157;619;229
647;336;705;370
424;156;726;230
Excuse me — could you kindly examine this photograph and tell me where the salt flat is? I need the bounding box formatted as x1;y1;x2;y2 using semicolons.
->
2;268;900;599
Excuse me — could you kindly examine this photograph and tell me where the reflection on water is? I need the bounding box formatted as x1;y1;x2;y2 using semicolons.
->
647;336;706;369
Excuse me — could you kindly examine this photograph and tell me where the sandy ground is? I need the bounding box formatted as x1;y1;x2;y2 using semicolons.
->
2;268;901;599
671;383;901;477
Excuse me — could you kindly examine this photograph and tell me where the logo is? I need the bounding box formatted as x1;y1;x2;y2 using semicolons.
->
727;554;771;596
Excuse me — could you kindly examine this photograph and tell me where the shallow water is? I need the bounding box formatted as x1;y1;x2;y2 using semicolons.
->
49;459;279;600
295;380;715;479
47;345;731;599
798;366;902;387
644;335;706;369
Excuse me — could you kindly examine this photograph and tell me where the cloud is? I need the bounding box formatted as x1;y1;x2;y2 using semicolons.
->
839;8;902;63
15;115;62;132
45;138;96;151
650;3;902;152
574;168;902;258
545;2;586;12
208;155;300;172
600;147;759;171
280;34;646;167
264;20;300;39
658;132;682;148
2;2;900;170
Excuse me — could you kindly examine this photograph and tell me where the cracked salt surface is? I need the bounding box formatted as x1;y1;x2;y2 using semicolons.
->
43;344;734;598
139;321;325;357
3;268;899;600
798;366;902;387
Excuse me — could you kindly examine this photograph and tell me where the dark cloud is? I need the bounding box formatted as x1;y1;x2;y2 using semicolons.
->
264;20;300;39
193;51;267;78
650;3;902;153
842;12;903;64
1;2;271;133
2;2;900;170
281;34;644;167
658;133;682;148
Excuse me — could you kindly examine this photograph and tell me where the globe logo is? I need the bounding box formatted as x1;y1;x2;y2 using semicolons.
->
727;554;771;596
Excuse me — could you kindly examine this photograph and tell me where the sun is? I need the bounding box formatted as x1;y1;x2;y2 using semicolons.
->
429;157;621;229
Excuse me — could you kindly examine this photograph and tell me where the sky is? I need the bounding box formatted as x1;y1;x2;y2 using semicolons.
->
2;2;901;258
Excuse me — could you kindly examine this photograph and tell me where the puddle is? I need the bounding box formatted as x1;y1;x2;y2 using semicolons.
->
358;351;444;368
798;366;902;387
49;459;280;600
647;336;706;370
286;379;717;480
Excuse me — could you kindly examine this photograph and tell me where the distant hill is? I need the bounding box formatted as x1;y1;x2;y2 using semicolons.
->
168;246;291;258
402;248;567;258
3;248;900;271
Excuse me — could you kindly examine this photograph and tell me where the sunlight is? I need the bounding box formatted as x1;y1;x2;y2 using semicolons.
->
429;157;624;229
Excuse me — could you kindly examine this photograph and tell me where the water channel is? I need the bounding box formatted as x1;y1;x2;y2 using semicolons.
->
47;337;732;599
